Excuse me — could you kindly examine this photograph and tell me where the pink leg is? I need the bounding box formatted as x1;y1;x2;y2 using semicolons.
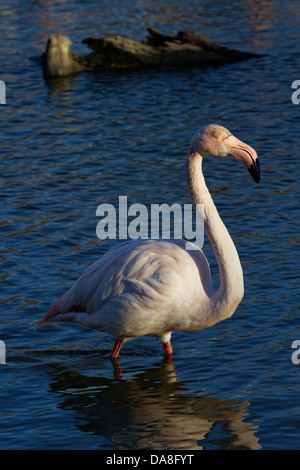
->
162;340;173;357
111;339;123;358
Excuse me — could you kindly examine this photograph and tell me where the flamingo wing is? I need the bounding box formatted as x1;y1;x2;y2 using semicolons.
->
36;239;214;338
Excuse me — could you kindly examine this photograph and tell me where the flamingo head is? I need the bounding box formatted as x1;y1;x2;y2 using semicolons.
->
189;124;260;183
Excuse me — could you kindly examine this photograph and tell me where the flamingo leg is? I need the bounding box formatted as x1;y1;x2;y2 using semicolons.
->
111;339;123;358
162;340;173;357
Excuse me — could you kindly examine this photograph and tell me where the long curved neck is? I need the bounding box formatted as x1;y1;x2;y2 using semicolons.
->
186;151;244;319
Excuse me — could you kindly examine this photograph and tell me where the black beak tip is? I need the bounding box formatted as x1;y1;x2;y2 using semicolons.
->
248;158;260;183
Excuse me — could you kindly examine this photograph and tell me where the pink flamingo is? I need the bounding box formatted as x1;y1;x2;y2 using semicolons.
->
36;124;260;358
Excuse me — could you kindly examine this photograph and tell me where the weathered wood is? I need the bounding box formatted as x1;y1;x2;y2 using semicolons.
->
43;29;261;77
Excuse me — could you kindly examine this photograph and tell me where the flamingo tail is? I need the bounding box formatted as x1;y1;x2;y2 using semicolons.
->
35;300;61;329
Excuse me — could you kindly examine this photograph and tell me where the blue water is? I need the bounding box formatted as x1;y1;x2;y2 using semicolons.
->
1;0;300;450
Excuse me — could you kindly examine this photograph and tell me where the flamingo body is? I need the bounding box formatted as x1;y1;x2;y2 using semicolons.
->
38;239;214;340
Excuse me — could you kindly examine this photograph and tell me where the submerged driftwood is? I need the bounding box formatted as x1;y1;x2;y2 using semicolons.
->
43;28;260;77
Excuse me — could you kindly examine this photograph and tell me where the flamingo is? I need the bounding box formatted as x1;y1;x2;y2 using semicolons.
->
36;124;260;358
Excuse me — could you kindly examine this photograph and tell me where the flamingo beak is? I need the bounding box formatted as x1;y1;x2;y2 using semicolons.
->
224;135;260;183
247;158;260;184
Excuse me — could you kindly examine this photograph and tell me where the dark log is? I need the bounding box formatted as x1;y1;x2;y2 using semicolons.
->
43;29;261;77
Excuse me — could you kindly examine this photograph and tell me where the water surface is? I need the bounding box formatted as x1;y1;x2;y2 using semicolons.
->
0;0;300;450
